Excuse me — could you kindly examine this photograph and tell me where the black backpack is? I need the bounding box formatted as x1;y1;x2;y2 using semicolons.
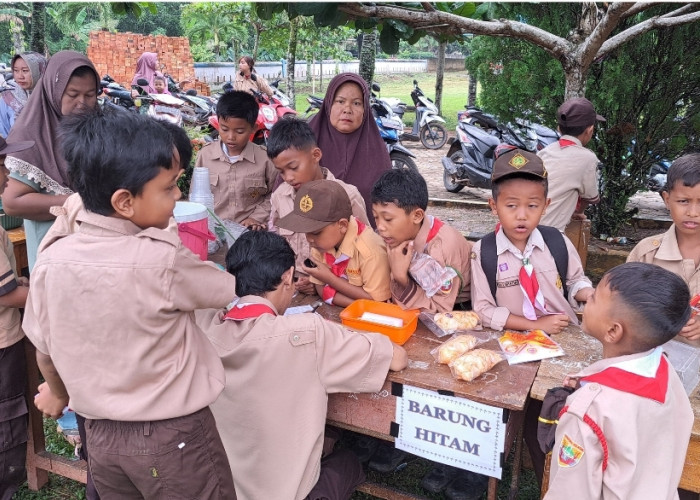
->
480;225;569;300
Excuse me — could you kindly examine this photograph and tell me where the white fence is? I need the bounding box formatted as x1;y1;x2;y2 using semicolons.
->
194;59;428;85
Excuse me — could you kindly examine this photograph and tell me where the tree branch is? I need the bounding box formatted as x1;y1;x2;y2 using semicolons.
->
338;3;573;60
577;2;632;69
597;8;700;59
620;2;657;19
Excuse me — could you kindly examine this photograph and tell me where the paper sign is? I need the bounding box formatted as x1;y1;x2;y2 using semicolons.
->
394;385;505;478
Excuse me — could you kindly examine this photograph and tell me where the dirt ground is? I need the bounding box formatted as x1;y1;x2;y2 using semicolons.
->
404;139;671;251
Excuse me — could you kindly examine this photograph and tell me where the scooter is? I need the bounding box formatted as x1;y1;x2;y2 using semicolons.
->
370;93;419;172
396;80;448;150
100;75;137;111
134;78;185;126
250;73;297;120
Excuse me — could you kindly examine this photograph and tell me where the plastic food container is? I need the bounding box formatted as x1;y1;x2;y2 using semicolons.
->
340;300;419;345
662;339;700;395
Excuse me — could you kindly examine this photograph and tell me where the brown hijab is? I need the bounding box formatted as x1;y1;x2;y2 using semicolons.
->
308;73;392;224
6;51;100;194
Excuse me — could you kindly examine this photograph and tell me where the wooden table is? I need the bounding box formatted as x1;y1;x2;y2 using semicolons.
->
530;325;700;494
7;226;28;277
311;301;540;500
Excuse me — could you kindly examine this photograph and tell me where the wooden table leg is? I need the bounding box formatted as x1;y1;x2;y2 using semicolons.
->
24;340;48;490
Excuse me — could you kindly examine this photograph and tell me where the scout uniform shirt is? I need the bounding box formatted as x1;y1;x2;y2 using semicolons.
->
233;71;274;97
627;225;700;296
546;347;693;500
22;210;237;421
471;228;592;330
194;139;278;225
199;295;394;500
392;215;472;313
309;215;391;303
269;168;369;272
537;135;600;232
0;227;22;350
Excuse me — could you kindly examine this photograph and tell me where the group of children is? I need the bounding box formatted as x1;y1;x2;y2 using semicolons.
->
0;89;697;500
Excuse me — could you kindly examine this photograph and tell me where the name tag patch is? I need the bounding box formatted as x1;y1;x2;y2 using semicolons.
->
496;279;519;289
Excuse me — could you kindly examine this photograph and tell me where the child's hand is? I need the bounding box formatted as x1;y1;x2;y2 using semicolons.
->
16;276;29;287
535;314;570;334
679;316;700;342
574;287;594;303
387;241;414;287
562;375;580;390
294;276;316;295
241;218;266;231
303;262;334;284
34;382;69;419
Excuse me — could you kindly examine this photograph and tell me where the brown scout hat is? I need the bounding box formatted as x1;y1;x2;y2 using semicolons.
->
0;136;34;156
491;146;547;182
276;179;352;233
557;97;606;128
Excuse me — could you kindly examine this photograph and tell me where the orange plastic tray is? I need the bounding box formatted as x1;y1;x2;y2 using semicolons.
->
340;300;420;345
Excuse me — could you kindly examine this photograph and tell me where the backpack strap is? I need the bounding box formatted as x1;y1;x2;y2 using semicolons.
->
537;225;569;299
479;231;498;300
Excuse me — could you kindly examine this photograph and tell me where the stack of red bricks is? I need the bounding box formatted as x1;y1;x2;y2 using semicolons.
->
87;31;211;96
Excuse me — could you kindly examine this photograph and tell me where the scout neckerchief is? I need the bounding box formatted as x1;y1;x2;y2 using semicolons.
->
322;220;366;303
558;138;577;148
224;302;276;321
423;216;443;248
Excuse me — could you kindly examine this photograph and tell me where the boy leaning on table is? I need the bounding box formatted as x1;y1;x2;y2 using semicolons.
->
469;146;595;488
545;263;693;500
198;230;407;500
627;153;700;347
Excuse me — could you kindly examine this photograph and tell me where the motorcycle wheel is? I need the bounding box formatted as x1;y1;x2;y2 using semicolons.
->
390;152;418;172
443;150;466;193
420;123;448;149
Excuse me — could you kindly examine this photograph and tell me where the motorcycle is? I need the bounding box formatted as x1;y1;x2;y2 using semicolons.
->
394;80;448;150
100;75;137;111
134;78;185;126
302;94;323;120
370;84;418;171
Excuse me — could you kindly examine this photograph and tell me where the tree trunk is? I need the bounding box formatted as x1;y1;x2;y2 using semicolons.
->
358;31;376;88
563;60;587;99
306;48;311;84
30;3;46;55
435;40;446;114
468;72;477;106
253;26;260;61
286;17;298;110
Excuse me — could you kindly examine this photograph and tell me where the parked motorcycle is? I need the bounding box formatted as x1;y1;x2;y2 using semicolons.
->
370;92;418;172
100;75;137;111
395;80;448;150
134;78;185;126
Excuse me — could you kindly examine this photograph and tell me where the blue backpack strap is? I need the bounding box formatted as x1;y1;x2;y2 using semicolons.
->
537;225;569;299
479;231;498;300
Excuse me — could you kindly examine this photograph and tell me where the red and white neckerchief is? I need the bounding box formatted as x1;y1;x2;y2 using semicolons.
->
224;302;276;321
322;220;366;303
559;138;577;148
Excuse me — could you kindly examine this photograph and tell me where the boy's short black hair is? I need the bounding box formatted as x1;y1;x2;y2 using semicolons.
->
665;153;700;193
604;262;691;351
371;168;428;213
266;118;318;160
62;109;176;216
492;173;549;200
158;120;193;169
558;124;590;137
216;90;258;127
226;231;295;297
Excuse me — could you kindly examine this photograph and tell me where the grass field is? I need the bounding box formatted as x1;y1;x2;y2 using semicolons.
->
291;70;472;131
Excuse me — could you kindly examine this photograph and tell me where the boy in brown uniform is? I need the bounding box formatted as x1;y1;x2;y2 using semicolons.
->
266;118;368;295
23;110;237;498
371;168;472;313
0;136;34;499
627;153;700;346
200;230;407;500
277;179;390;307
545;263;693;500
194;90;278;230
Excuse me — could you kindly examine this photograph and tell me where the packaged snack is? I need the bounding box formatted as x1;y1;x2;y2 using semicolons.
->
434;334;478;364
449;349;504;382
498;329;564;365
409;252;457;298
434;311;481;332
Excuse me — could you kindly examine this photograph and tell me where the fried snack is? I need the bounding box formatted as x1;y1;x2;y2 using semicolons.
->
434;311;480;332
437;335;478;364
449;349;503;382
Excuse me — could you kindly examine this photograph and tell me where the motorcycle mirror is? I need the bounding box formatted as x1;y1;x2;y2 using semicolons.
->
186;89;197;96
413;80;418;85
136;78;149;87
222;82;233;93
371;82;381;92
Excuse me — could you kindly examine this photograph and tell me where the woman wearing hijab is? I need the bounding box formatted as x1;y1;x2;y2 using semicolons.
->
131;51;160;94
234;55;274;98
0;52;48;137
3;51;100;272
308;72;392;226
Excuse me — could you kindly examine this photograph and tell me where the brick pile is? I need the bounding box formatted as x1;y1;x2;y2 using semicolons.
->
87;31;210;96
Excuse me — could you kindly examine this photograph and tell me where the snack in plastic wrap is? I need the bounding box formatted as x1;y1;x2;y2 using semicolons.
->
436;334;478;364
449;349;504;382
409;252;457;298
434;311;480;332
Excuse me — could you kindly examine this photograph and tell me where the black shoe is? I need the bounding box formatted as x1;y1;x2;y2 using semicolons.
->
444;470;489;500
350;434;380;464
367;444;408;473
421;463;460;494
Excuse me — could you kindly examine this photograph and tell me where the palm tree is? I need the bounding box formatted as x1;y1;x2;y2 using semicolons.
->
0;4;31;53
182;4;237;60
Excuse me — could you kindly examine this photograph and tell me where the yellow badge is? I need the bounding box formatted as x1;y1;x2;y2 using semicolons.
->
558;434;585;468
508;153;529;169
470;251;477;260
556;274;562;290
299;194;313;213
